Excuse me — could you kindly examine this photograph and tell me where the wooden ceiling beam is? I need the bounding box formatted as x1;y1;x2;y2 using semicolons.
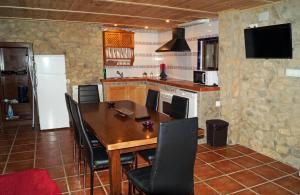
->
94;0;217;14
0;5;187;22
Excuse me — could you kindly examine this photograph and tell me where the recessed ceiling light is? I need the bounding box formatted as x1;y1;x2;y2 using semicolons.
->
114;24;118;27
144;26;149;29
165;19;170;23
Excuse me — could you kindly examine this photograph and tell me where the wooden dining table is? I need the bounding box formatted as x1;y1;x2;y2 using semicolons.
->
80;100;171;195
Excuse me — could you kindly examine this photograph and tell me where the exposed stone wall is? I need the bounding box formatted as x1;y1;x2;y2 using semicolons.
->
0;19;103;92
219;0;300;168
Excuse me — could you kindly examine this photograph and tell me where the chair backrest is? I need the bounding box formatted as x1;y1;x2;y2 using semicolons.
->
145;89;159;111
78;85;100;104
169;95;189;119
69;98;94;163
64;93;72;122
150;117;198;194
65;94;82;146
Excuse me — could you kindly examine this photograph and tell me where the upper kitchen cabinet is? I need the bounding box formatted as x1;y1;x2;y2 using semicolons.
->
103;30;134;66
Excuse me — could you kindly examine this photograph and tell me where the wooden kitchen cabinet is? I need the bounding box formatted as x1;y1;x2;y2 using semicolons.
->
106;86;127;101
103;30;134;66
105;85;146;105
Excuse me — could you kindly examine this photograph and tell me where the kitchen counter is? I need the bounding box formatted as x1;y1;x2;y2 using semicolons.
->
100;77;220;92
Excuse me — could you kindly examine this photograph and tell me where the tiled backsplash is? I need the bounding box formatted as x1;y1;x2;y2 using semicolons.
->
105;20;219;80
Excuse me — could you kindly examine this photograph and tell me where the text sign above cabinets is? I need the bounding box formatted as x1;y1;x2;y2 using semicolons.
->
103;30;134;66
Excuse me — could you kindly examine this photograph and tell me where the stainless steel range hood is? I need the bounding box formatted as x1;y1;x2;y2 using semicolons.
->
156;28;191;52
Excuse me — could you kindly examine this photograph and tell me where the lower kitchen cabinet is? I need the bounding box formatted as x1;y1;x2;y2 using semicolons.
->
105;85;146;105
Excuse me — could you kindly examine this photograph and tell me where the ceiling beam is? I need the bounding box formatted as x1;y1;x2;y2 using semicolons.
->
0;5;187;23
95;0;217;14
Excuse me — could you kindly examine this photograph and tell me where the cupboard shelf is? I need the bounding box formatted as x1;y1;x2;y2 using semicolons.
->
103;30;135;66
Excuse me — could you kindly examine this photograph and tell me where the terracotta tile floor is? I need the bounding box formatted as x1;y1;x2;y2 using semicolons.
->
0;125;299;195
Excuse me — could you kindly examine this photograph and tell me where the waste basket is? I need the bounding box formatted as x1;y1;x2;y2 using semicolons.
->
206;119;229;147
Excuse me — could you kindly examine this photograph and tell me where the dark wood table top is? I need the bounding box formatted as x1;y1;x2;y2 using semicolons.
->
80;100;171;151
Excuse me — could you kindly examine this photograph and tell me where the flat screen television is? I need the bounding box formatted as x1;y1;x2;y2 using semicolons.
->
244;23;292;59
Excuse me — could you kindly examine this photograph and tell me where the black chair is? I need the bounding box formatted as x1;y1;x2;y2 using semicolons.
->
169;95;189;119
65;93;103;177
145;89;159;111
70;98;135;195
78;85;100;104
138;95;190;164
127;117;198;195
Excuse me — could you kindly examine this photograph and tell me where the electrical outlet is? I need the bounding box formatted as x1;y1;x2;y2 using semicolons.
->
216;101;221;107
286;68;300;77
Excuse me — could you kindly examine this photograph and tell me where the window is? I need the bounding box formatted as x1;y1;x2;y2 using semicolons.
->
197;37;219;70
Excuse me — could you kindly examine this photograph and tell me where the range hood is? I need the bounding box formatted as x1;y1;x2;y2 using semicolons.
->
156;28;191;52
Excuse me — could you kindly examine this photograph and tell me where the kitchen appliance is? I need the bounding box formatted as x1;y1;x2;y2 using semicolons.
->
159;89;197;118
156;28;191;52
193;70;218;86
35;55;69;130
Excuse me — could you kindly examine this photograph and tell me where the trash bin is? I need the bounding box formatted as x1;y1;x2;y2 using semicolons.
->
206;119;229;147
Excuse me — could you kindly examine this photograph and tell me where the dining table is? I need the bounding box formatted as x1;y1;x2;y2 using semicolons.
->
80;100;171;195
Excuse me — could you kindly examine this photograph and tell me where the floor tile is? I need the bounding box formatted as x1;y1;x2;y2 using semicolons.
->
233;145;256;154
229;170;267;187
251;182;293;195
98;170;110;185
194;164;223;181
214;148;244;159
67;176;82;191
5;160;34;173
63;154;76;164
0;163;4;173
0;154;8;163
249;153;275;163
44;166;65;179
13;138;35;145
233;189;257;195
211;160;244;174
80;173;102;188
35;157;62;168
197;151;224;163
65;163;80;177
11;144;35;153
36;148;60;159
274;175;300;194
54;178;69;193
233;156;263;169
194;158;206;167
205;175;244;194
8;151;34;162
194;182;218;195
251;165;286;180
197;145;210;153
84;186;107;195
268;161;298;174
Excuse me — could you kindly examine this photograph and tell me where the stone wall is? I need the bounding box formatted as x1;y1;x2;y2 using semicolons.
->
219;0;300;168
0;19;103;92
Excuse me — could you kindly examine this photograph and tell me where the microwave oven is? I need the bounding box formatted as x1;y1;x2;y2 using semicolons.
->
193;70;218;86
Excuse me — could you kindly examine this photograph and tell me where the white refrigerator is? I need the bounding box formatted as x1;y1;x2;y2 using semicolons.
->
35;55;69;130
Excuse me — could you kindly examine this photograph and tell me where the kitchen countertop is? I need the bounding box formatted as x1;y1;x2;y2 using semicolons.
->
100;77;220;92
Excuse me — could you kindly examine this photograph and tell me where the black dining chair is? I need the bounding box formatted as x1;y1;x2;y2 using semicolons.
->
65;93;103;176
78;85;100;104
169;95;189;119
70;98;135;195
127;117;198;195
138;95;190;165
145;89;159;111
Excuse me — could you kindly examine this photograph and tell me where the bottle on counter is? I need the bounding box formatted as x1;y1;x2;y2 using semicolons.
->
103;68;107;79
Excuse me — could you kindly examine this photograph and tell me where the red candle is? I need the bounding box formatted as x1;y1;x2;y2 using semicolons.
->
160;63;166;72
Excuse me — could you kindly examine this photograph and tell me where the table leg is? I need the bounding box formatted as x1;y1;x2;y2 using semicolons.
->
108;150;122;195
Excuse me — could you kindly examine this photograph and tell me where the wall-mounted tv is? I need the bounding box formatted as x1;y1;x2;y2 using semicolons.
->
244;23;292;59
